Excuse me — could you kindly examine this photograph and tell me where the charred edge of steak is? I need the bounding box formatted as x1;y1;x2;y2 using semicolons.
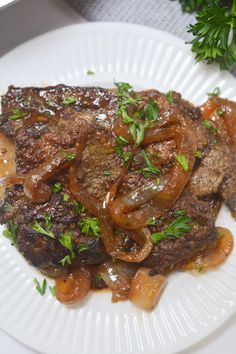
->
0;185;107;269
143;193;216;274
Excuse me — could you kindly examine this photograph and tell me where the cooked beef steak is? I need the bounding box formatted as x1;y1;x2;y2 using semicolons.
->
0;84;230;274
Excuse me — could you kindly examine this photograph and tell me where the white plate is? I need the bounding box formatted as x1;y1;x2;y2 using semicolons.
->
0;22;236;354
0;0;19;10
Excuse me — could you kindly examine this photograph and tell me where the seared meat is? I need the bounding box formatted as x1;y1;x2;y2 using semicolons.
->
189;143;236;217
143;193;216;273
0;84;233;274
0;184;107;268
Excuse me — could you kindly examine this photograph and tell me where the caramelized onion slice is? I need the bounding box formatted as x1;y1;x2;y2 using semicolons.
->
98;260;136;302
55;267;91;304
180;227;234;272
129;268;166;311
109;116;197;230
24;148;76;203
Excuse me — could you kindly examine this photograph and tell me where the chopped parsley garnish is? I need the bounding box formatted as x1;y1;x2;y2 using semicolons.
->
78;244;89;253
139;149;161;176
60;255;72;266
115;82;148;146
62;96;76;106
115;145;133;165
62;150;76;161
79;217;100;237
207;87;221;97
34;278;47;296
86;69;95;75
33;220;55;239
195;150;201;158
8;108;28;120
166;90;174;104
145;98;159;123
202;119;218;135
116;135;129;147
95;273;102;281
217;108;225;116
151;210;192;244
72;199;86;213
45;213;52;229
175;153;189;172
49;285;56;297
147;217;157;226
103;170;111;176
63;193;69;202
52;182;62;193
59;231;75;258
3;221;18;245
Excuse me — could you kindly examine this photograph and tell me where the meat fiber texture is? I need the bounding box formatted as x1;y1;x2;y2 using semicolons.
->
0;84;234;274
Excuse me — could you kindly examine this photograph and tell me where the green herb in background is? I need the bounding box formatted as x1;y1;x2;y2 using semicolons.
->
187;0;236;70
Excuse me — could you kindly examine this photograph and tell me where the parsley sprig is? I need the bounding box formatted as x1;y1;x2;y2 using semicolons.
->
151;210;192;244
187;0;236;70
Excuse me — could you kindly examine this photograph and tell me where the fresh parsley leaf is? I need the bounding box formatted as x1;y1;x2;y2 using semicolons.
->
34;278;47;296
195;150;202;158
72;199;86;213
52;182;62;193
86;69;95;75
49;285;56;297
115;146;132;165
151;211;192;244
95;273;102;281
62;96;76;106
178;0;211;13
202;119;218;134
33;220;55;239
166;90;174;104
147;217;157;226
207;87;221;97
8;108;28;120
60;255;72;266
188;2;236;69
62;150;76;161
59;231;75;257
63;193;69;202
139;149;161;175
116;135;129;147
3;221;18;245
79;217;100;237
114;81;133;93
145;98;159;122
103;170;111;176
78;244;89;253
45;213;52;229
217;108;225;116
175;153;189;172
